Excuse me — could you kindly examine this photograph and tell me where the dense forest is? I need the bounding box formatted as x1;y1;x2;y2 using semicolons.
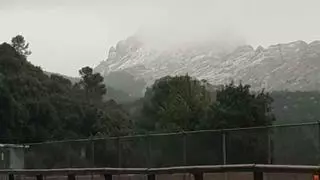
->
0;35;319;168
0;35;132;143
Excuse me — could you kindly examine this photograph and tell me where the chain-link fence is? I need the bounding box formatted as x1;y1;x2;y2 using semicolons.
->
23;122;320;169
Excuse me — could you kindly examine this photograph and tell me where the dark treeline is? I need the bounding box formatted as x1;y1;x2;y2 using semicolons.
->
1;35;319;168
0;35;132;143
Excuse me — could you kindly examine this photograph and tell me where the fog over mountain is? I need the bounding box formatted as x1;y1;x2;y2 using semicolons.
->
1;0;320;76
131;16;247;51
95;35;320;92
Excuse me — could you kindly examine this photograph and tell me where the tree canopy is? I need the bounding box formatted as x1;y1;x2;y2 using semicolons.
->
10;35;32;58
78;66;107;103
0;39;131;143
130;75;275;166
136;75;274;133
203;82;275;129
138;75;213;132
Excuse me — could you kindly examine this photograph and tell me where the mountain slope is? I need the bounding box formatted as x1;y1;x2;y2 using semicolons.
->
44;71;80;84
94;36;320;91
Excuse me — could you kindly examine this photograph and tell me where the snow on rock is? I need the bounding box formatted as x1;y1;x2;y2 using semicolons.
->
94;36;320;91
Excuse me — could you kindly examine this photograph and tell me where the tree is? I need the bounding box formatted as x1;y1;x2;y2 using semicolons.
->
0;38;136;168
202;82;275;164
10;35;32;58
139;74;213;132
136;77;276;166
203;82;275;129
78;66;107;103
134;75;214;167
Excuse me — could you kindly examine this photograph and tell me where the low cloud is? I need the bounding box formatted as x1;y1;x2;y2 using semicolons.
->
131;7;246;50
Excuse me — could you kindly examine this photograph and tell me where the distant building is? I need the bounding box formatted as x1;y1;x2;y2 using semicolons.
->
0;144;29;169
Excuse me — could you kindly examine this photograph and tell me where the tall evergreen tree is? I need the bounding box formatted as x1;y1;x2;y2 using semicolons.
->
10;35;32;58
78;66;106;103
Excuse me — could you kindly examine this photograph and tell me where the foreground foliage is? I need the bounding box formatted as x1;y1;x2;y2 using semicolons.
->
0;42;132;143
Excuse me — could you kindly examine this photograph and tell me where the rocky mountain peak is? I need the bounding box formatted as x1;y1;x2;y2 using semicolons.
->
108;46;116;59
232;45;254;54
95;39;320;91
255;46;265;54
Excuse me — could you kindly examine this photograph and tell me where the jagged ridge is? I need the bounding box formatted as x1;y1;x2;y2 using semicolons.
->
94;37;320;91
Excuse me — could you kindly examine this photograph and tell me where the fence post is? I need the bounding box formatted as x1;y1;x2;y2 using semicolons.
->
91;138;95;167
8;174;14;180
253;169;263;180
117;136;121;168
67;142;72;168
36;174;43;180
68;174;76;180
182;131;187;165
193;173;203;180
104;174;112;180
222;130;227;165
147;133;151;168
267;126;272;164
147;174;155;180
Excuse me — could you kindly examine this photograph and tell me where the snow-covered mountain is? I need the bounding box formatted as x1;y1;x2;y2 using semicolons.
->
94;36;320;91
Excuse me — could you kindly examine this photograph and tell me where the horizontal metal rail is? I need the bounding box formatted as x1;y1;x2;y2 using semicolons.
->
26;121;319;145
0;164;319;180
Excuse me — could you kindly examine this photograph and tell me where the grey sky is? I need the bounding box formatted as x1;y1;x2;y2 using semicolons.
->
0;0;320;77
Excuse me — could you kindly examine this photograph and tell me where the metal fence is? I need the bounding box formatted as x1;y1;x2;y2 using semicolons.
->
0;164;319;180
23;122;320;169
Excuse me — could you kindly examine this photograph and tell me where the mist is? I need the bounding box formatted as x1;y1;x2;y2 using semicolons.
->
134;22;246;51
130;3;247;50
1;0;320;76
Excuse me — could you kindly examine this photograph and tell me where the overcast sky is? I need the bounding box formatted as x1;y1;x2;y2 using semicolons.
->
0;0;320;77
